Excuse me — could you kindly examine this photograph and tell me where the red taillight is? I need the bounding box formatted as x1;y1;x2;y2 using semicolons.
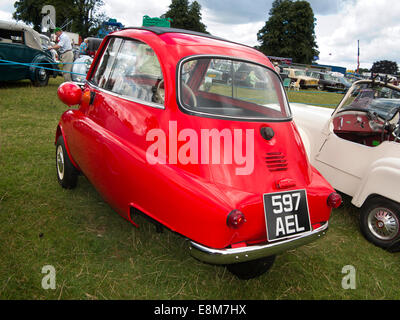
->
327;192;342;208
226;210;246;229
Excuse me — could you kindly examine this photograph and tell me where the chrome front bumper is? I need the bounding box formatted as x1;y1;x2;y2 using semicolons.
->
189;222;328;265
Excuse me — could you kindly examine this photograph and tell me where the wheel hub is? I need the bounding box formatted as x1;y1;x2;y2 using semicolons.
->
368;208;399;241
38;68;47;81
56;146;64;180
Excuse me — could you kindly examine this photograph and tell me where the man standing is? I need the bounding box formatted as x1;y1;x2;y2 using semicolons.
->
48;27;73;81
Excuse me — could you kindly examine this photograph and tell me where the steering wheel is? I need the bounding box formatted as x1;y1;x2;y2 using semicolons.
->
155;79;165;104
182;82;197;107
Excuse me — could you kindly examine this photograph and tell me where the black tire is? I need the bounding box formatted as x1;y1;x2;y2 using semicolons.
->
360;197;400;249
226;255;276;280
56;135;78;189
317;84;324;91
32;67;49;87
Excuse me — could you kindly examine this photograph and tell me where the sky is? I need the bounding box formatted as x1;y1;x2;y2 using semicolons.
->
1;0;399;71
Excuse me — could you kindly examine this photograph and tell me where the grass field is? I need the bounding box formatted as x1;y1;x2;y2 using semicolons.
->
0;78;399;300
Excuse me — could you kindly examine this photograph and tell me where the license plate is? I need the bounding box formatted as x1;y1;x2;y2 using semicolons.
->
263;190;311;242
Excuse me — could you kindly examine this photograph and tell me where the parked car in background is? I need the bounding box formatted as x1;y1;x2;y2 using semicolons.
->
211;59;236;84
284;68;318;89
307;71;346;92
70;37;103;83
86;37;102;57
292;79;400;250
71;55;93;83
335;75;352;91
0;20;58;86
55;26;340;279
39;34;58;62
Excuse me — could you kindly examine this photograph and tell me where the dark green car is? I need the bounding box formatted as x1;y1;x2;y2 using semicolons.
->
0;20;58;86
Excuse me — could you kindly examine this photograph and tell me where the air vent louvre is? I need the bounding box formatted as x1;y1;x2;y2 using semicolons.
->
265;152;288;172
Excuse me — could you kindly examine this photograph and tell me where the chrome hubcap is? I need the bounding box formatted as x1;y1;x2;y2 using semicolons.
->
368;208;399;241
56;145;64;180
38;68;46;81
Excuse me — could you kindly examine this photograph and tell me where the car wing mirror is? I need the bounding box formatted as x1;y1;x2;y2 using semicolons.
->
57;82;83;107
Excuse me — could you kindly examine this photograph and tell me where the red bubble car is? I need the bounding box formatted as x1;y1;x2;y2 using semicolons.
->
55;26;341;279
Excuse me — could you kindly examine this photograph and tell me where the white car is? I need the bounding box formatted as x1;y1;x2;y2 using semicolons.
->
291;79;400;250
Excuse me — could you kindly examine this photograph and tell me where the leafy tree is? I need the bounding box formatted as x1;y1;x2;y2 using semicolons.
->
13;0;106;38
13;0;47;32
257;0;319;64
371;60;398;75
164;0;208;33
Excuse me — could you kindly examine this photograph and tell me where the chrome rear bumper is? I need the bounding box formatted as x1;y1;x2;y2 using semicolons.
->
189;222;328;265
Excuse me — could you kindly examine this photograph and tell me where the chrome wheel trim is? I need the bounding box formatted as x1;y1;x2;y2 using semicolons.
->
38;68;47;81
367;207;399;241
56;145;65;180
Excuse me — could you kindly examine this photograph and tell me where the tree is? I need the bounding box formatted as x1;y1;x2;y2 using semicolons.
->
371;60;398;75
257;0;319;64
13;0;106;38
13;0;47;32
163;0;208;33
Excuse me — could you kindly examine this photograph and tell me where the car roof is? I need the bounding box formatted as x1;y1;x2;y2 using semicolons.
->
0;20;42;50
109;26;272;68
123;26;231;44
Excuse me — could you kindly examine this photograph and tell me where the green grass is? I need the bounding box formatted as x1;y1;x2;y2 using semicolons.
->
287;89;344;108
1;78;400;300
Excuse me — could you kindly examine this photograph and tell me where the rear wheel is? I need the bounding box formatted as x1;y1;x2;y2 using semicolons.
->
56;135;78;189
360;197;400;249
226;255;276;280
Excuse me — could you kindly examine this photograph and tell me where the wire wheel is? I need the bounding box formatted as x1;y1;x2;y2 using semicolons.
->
367;207;399;241
360;197;400;249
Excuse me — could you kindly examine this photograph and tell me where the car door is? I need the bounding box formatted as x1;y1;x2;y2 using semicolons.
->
314;131;377;196
0;28;36;80
67;36;165;217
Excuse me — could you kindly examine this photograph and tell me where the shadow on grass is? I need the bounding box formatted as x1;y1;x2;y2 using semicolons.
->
0;80;33;89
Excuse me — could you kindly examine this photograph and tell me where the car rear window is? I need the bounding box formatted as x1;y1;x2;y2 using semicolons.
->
178;57;291;121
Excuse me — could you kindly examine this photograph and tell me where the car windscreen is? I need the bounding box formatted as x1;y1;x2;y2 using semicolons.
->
341;82;400;120
178;57;291;121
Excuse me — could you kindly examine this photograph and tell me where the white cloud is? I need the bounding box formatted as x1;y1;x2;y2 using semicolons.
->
103;0;170;27
315;0;400;70
0;9;11;21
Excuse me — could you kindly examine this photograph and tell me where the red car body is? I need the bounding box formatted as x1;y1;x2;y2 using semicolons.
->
56;27;340;279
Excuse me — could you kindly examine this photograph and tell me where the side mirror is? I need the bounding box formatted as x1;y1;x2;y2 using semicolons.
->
57;82;83;106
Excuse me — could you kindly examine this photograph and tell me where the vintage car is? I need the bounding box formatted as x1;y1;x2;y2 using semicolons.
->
291;79;400;249
85;37;102;57
39;34;59;62
71;55;93;83
55;26;341;279
307;71;346;92
0;20;58;86
335;75;352;91
284;68;319;89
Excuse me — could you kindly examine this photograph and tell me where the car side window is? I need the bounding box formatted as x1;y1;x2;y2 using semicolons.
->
0;28;24;44
91;37;164;106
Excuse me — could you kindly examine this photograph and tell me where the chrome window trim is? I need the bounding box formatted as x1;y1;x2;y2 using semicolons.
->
176;54;292;122
87;81;165;110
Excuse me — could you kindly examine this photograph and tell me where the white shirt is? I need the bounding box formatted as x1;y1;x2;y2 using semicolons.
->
58;32;72;54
